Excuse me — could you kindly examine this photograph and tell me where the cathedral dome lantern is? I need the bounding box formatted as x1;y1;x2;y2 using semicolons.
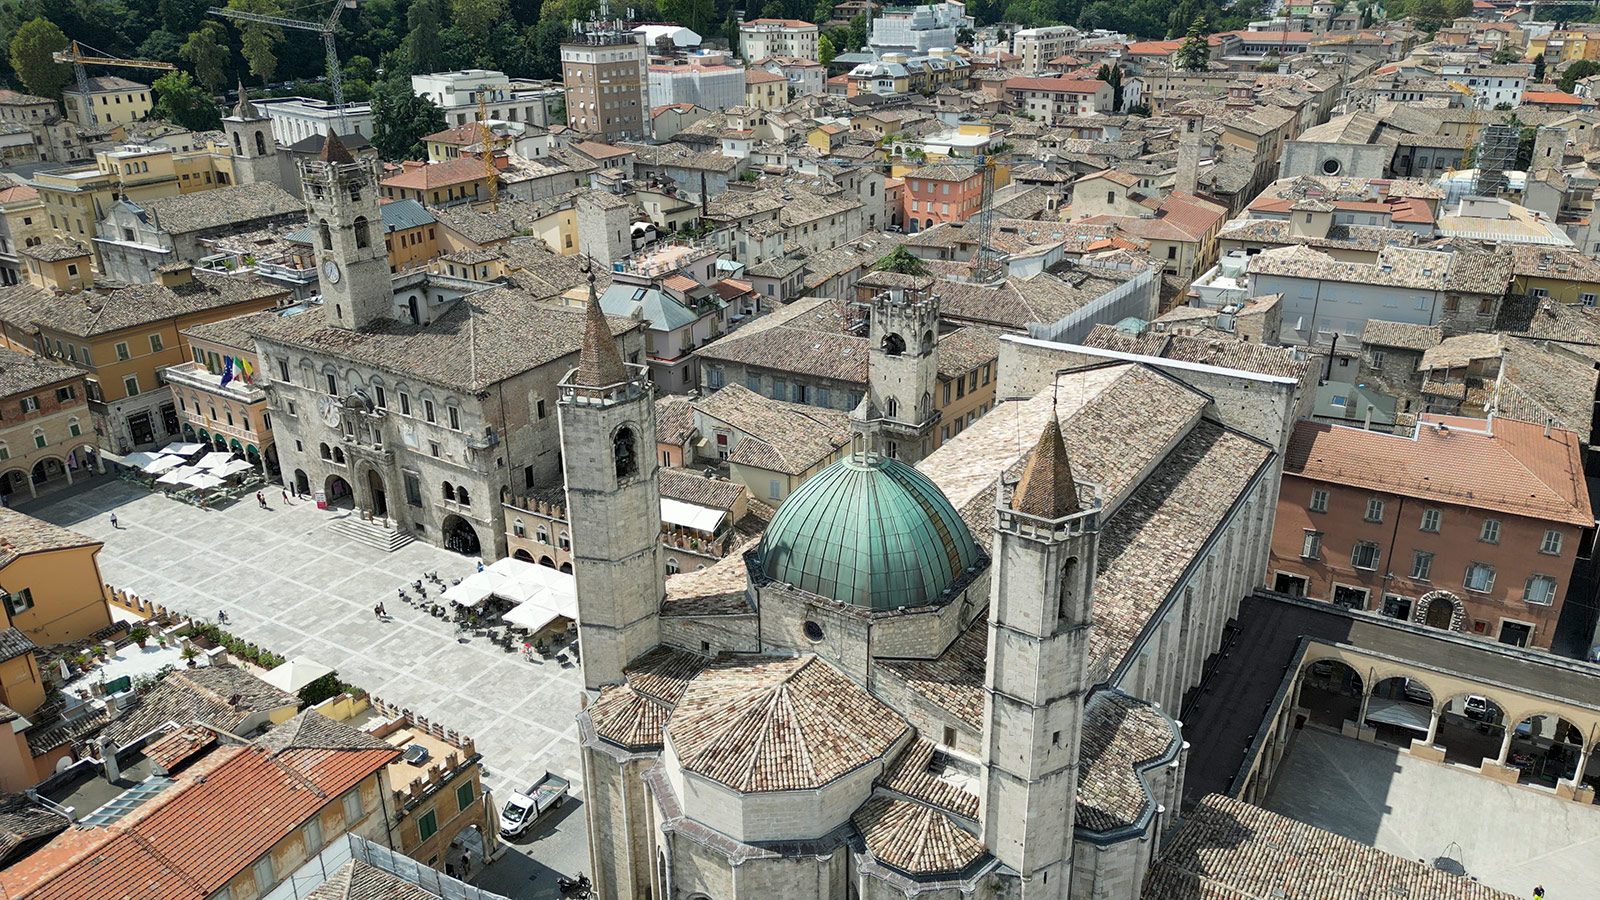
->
755;452;982;611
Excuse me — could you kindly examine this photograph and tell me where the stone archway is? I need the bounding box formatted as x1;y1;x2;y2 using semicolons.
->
1415;590;1466;632
514;549;535;562
325;474;353;506
363;467;388;518
442;514;480;556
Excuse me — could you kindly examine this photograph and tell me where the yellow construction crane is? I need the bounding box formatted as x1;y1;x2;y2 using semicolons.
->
475;86;511;212
51;41;177;126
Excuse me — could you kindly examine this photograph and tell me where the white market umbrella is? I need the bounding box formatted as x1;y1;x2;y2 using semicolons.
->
182;472;225;490
503;599;564;632
160;441;206;457
195;451;234;470
156;466;197;485
119;451;162;469
142;455;186;474
261;657;334;693
217;458;256;477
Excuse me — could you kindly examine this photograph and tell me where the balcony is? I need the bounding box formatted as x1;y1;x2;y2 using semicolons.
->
161;361;266;404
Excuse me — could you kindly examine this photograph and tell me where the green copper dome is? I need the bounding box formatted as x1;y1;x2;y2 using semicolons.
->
756;454;982;611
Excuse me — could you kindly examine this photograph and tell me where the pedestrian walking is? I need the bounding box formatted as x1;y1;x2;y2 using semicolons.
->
218;609;229;624
256;491;266;508
282;489;290;504
109;513;118;529
460;851;470;878
1534;886;1545;900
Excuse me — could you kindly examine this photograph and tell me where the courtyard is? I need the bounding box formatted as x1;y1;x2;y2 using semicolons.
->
1264;727;1600;899
19;477;591;894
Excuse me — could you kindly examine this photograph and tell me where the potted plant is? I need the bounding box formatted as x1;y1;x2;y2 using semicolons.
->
129;626;150;648
181;646;200;668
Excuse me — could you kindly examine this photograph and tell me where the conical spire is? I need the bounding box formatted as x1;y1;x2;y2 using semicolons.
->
576;270;627;388
319;129;353;165
234;81;258;119
1012;411;1080;519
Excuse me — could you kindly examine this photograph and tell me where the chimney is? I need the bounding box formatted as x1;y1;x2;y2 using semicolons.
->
99;739;120;783
1363;404;1372;430
158;264;195;287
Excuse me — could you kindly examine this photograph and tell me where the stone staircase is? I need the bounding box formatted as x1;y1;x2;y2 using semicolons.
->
337;515;416;552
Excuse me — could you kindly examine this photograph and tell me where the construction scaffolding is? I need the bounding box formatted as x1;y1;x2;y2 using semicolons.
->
1473;123;1520;197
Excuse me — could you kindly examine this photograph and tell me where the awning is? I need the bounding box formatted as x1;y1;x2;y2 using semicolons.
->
503;599;567;632
160;441;206;457
660;497;726;534
448;558;577;613
216;458;256;477
143;455;187;474
1364;697;1431;735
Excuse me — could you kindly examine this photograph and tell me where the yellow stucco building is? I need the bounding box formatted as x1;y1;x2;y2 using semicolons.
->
0;508;113;649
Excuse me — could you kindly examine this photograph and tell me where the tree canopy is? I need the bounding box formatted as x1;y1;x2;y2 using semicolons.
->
1560;59;1600;93
152;70;222;130
873;246;932;276
1175;16;1210;71
369;73;445;159
8;18;70;99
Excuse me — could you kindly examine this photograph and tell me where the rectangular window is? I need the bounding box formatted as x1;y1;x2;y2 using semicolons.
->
1420;509;1440;532
1411;550;1433;580
1371;350;1386;368
457;780;476;812
769;480;781;500
123;375;139;397
325;373;338;395
115;342;130;361
1364;498;1385;522
149;333;163;352
374;386;386;408
55;385;75;402
400;393;411;415
448;406;460;430
1523;574;1557;605
1480;519;1501;543
429;441;441;458
1541;530;1563;555
1351;541;1380;570
417;808;438;841
424;400;435;423
1464;562;1496;593
20;396;38;413
303;816;323;855
69;421;81;437
277;358;290;380
1309;489;1328;513
253;857;275;893
3;588;33;616
342;790;362;824
1301;530;1322;559
747;374;761;392
404;472;423;506
33;433;45;449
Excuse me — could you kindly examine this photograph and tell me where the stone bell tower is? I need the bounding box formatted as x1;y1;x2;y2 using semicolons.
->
223;83;277;188
557;274;662;690
853;280;941;463
299;131;391;331
980;411;1100;898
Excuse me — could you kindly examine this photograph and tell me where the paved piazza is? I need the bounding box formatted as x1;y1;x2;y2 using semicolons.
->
1265;727;1600;899
21;477;587;805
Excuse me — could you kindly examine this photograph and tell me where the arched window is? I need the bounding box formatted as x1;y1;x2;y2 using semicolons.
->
613;426;637;479
456;486;470;506
514;518;526;538
332;447;345;464
921;330;934;353
886;397;899;418
319;442;332;460
559;532;571;551
666;558;680;574
354;216;370;249
254;130;266;156
536;525;549;543
442;481;455;501
319;219;332;251
232;132;242;154
882;332;906;356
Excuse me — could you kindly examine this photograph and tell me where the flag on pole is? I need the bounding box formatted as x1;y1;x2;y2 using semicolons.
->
220;356;234;387
238;357;254;384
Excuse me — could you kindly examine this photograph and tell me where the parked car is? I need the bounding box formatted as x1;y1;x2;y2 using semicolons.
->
1401;679;1432;705
1464;695;1491;721
499;771;570;838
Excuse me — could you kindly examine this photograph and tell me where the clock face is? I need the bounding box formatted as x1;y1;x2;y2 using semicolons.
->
323;260;341;284
318;395;342;428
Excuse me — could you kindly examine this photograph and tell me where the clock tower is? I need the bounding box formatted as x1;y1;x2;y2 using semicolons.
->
298;131;392;332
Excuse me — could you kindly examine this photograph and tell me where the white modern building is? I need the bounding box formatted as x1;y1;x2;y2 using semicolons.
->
738;19;819;61
759;57;827;96
252;97;375;146
411;69;561;128
1011;25;1081;73
634;24;701;48
1440;63;1531;110
869;0;973;55
647;63;747;111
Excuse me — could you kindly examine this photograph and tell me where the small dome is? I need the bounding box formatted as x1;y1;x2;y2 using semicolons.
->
756;454;981;611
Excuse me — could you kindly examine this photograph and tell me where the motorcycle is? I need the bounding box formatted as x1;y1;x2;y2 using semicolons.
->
557;873;591;897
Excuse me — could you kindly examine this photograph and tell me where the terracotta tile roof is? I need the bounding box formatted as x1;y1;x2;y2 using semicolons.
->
18;241;89;263
0;508;99;568
589;684;670;749
623;646;708;706
1508;244;1600;282
744;17;815;26
99;665;299;747
659;468;744;510
380;158;487;191
1286;416;1591;527
877;617;988;730
128;182;301;236
0;185;38;203
1075;690;1180;833
305;860;439;900
662;545;756;615
1004;76;1106;93
1420;332;1503;369
254;711;393;752
1;743;396;900
877;738;979;819
1013;414;1080;518
0;795;68;869
0;629;37;666
14;273;285;339
1361;320;1442;351
852;796;987;876
1494;338;1599;440
1144;794;1521;900
666;654;908;792
143;725;217;773
1523;90;1585;105
935;326;1002;378
1088;420;1272;679
693;384;853;475
655;396;697;447
745;69;788;85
